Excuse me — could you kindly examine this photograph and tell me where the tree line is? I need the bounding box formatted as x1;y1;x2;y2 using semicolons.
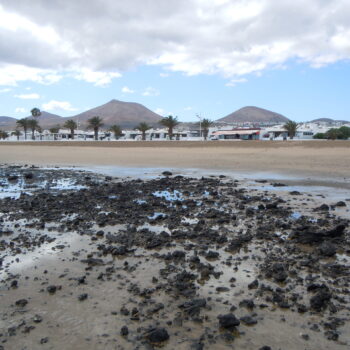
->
4;109;215;141
313;126;350;140
2;110;349;142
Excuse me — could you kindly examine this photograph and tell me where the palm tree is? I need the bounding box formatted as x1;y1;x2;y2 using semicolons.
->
63;119;77;139
200;118;213;140
109;125;122;140
135;122;151;141
31;107;41;118
12;129;21;141
16;118;29;140
49;126;60;140
283;121;299;139
159;115;179;140
37;126;44;140
87;116;104;140
0;130;8;140
27;119;39;140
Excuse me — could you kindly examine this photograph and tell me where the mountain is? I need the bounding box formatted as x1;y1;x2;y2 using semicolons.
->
70;99;161;129
27;111;64;129
0;113;64;131
217;106;289;124
0;116;17;130
311;118;349;124
0;100;162;130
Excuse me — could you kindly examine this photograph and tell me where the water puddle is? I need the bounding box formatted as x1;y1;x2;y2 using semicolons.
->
290;212;302;220
153;190;183;201
137;223;171;235
0;176;86;199
148;212;167;220
134;199;147;205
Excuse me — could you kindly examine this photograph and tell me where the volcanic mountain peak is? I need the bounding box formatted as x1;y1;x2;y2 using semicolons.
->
70;99;161;128
217;106;289;124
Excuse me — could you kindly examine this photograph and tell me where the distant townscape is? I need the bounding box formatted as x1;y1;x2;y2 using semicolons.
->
0;100;349;141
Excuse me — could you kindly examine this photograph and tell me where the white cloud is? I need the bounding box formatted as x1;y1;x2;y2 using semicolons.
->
0;0;350;82
184;106;193;111
72;68;121;87
14;93;40;99
15;107;26;113
154;108;165;115
225;78;248;87
121;86;135;93
0;87;11;92
160;73;169;78
142;86;160;97
42;100;78;112
0;64;62;86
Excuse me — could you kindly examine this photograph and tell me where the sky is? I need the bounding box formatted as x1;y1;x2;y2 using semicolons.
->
0;0;350;122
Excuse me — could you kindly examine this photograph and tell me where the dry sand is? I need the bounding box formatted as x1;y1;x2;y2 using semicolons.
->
0;141;349;182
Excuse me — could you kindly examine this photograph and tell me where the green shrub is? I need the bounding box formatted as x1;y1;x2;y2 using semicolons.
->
313;133;325;139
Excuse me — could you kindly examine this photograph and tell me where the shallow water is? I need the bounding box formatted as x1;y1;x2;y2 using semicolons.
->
153;190;183;201
0;174;86;199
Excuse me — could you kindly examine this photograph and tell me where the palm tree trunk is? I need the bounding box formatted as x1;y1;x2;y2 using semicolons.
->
94;128;98;140
204;129;208;141
31;129;35;140
169;127;173;140
71;129;75;140
24;128;27;140
142;131;146;141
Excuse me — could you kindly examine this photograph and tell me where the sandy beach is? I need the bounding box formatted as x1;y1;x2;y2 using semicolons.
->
0;141;349;182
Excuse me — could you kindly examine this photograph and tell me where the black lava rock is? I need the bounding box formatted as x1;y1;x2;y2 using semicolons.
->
78;293;88;301
146;328;169;343
15;299;28;307
120;326;129;336
310;289;332;311
218;314;240;328
240;315;258;325
47;285;57;294
318;242;337;257
248;279;259;289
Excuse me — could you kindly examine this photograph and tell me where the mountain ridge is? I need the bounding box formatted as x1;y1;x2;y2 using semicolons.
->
311;117;349;123
217;106;290;124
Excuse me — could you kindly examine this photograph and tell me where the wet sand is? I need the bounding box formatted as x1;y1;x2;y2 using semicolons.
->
0;167;349;350
0;141;350;181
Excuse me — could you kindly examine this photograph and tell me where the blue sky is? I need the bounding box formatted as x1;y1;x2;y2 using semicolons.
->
1;1;350;122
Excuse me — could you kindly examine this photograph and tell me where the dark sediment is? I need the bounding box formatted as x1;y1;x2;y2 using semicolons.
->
0;165;349;349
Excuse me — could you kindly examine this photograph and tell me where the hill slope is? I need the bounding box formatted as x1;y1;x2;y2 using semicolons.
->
0;116;17;130
70;99;161;129
27;112;64;129
311;118;349;124
217;106;289;124
0;100;162;130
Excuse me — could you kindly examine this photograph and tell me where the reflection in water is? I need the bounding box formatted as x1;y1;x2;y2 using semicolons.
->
153;190;183;201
